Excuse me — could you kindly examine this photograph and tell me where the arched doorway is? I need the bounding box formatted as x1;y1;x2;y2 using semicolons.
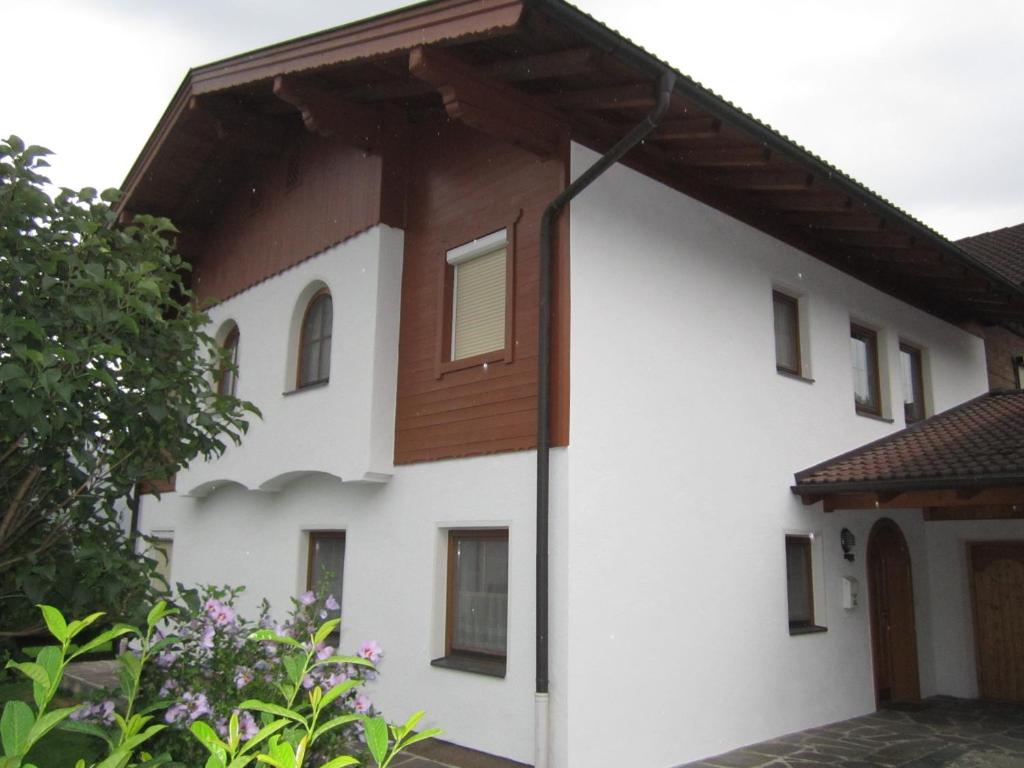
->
867;518;921;703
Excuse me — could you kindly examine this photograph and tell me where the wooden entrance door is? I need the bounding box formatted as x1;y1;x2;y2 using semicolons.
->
969;542;1024;701
867;519;921;703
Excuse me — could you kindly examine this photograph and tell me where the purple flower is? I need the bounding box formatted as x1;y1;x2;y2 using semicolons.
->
200;625;215;649
70;699;116;726
204;598;236;626
238;710;259;741
325;595;340;611
165;703;187;724
234;666;254;690
316;644;335;661
358;640;383;665
159;678;179;697
299;590;316;606
156;650;178;668
353;694;372;714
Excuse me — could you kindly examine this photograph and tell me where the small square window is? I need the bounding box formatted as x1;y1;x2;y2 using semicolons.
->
307;531;345;627
218;326;239;397
433;529;508;677
786;535;825;634
773;291;801;376
1014;355;1024;389
851;324;882;416
900;343;926;424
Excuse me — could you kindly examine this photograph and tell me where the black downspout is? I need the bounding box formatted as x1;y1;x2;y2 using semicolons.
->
535;69;677;696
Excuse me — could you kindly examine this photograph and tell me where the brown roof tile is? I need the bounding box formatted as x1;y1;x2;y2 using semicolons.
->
793;390;1024;492
956;223;1024;287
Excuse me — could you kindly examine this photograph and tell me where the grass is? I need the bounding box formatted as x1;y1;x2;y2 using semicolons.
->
0;678;105;767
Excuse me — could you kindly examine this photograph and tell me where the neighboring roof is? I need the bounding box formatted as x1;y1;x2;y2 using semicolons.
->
792;390;1024;497
118;0;1024;326
957;223;1024;287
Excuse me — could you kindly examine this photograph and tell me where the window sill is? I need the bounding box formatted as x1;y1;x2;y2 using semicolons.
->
855;409;894;424
437;349;510;379
430;654;506;678
789;624;828;636
777;369;815;384
283;379;330;396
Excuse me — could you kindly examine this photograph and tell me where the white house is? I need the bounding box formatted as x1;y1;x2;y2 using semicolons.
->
125;1;1024;766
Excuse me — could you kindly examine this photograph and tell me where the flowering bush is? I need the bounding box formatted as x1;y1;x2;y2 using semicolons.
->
136;584;384;765
3;603;440;768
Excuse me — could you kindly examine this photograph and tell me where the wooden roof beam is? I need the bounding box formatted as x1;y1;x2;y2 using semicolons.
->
651;116;721;141
814;485;1024;511
550;82;656;111
409;45;566;158
816;229;916;249
754;190;853;212
273;76;381;152
675;145;771;168
782;211;884;230
710;167;812;191
186;97;283;157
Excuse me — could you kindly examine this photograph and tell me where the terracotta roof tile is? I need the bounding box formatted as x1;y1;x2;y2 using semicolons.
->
956;223;1024;287
793;391;1024;491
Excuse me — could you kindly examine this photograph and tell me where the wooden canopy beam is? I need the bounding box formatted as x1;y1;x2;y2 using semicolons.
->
796;484;1024;512
754;190;854;212
408;45;566;158
186;97;283;156
816;229;916;249
781;211;884;230
551;82;656;111
651;116;721;141
273;76;381;152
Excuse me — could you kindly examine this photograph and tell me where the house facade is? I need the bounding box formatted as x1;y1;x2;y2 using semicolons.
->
126;2;1024;766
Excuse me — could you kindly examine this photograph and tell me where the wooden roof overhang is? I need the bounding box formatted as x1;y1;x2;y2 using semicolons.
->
119;0;1024;327
792;477;1024;515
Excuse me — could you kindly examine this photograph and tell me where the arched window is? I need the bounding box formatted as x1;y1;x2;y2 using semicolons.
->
218;325;239;396
297;291;332;387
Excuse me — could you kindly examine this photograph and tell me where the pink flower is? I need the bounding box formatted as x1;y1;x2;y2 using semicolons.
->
358;640;383;665
353;693;372;714
316;645;335;661
299;591;316;606
204;598;236;626
325;595;340;611
238;710;259;741
200;625;215;649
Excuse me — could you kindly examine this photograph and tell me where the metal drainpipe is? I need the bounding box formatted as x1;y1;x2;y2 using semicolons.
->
534;69;676;768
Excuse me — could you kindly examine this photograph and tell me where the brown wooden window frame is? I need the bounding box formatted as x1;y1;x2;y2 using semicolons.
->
432;528;509;678
899;342;926;424
851;323;883;417
785;535;825;635
1013;355;1024;389
217;325;240;397
297;289;333;389
435;212;521;379
772;290;802;376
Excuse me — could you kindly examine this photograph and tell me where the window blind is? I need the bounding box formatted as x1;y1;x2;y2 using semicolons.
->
452;246;506;360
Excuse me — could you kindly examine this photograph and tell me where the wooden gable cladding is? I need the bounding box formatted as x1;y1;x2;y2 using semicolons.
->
188;125;392;304
394;116;568;464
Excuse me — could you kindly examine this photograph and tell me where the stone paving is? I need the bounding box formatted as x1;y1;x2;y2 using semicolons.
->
680;697;1024;768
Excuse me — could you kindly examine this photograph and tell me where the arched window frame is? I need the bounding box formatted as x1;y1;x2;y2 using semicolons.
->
217;325;240;397
297;289;333;388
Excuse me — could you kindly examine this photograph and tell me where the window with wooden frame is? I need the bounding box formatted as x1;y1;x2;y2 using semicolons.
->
307;531;345;631
1014;355;1024;389
297;290;332;388
217;325;240;397
850;324;882;416
899;342;926;424
439;529;508;676
437;218;517;377
773;291;801;376
785;535;824;634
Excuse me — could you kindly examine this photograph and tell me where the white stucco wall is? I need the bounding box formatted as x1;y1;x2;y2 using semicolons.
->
180;225;404;495
140;451;543;764
561;143;991;768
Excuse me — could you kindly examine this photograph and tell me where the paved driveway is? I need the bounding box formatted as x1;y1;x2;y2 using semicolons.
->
680;697;1024;768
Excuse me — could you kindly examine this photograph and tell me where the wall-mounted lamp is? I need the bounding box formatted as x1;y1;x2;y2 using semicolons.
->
840;528;856;562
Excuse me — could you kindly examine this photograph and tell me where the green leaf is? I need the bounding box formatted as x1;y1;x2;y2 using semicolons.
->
310;713;360;743
313;655;372;669
71;625;135;659
281;654;305;689
33;647;61;701
236;701;305;727
7;663;48;691
228;711;240;752
65;612;105;641
364;717;389;767
146;600;174;628
247;630;301;648
26;706;78;748
237;719;287;755
1;700;34;756
318;757;358;768
59;718;116;748
312;620;340;646
399;728;443;750
190;720;227;759
318;679;359;709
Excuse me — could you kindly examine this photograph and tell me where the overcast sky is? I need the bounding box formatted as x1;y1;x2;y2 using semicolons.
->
3;0;1022;240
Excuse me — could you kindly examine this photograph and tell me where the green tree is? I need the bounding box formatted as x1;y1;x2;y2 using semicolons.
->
0;135;256;637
